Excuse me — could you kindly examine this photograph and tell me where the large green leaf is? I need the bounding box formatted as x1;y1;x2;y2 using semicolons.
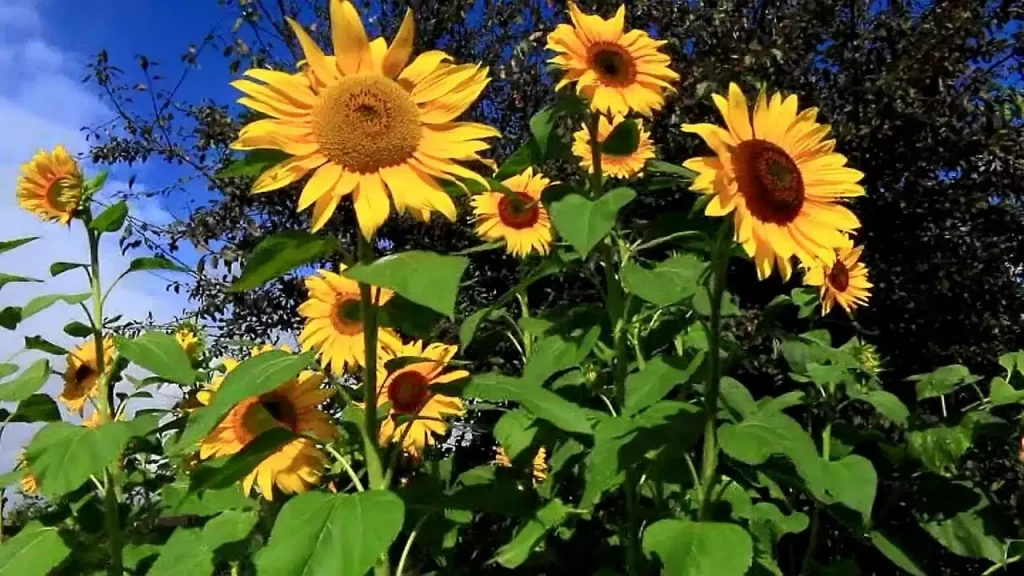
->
160;482;257;517
0;359;49;401
919;500;1007;562
987;376;1024;406
0;236;38;256
910;365;979;401
344;251;468;317
217;149;291;178
718;377;758;421
851;390;910;426
148;511;259;576
643;520;753;576
907;425;971;476
189;428;295;492
868;531;927;576
230;231;340;292
0;273;41;292
494;499;570;568
3;394;61;423
172;350;313;454
548;187;636;257
0;522;71;576
493;409;539;462
26;422;135;497
115;331;195;385
20;292;91;322
90;200;128;233
602;118;640;155
256;490;404;576
623;354;703;416
521;326;601;385
621;253;706;307
462;375;593;435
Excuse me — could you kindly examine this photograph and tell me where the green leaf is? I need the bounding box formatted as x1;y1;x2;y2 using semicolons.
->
173;351;312;454
494;409;538;462
49;262;86;277
920;503;1006;562
0;522;71;576
0;467;26;489
344;251;468;317
643;520;753;576
127;256;190;274
6;394;61;422
494;499;570;568
83;170;109;193
256;490;405;576
0;236;38;256
622;253;706;307
602;118;640;155
123;544;161;572
718;377;758;421
494;140;539;180
63;321;93;337
907;425;972;476
230;231;340;292
462;375;593;434
115;331;195;385
0;273;41;292
522;326;601;385
0;363;15;379
148;511;259;576
0;359;50;401
189;428;295;492
758;390;806;414
548;188;636;257
911;365;980;401
217;149;291;178
645;159;697;180
852;390;909;425
869;531;927;576
988;376;1024;406
623;354;703;416
529;106;557;158
378;295;444;339
24;335;66;355
20;292;91;321
26;422;135;497
748;503;809;545
90;200;128;233
160;482;257;517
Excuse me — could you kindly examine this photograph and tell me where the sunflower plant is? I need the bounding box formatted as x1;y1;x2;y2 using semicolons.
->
2;2;1022;576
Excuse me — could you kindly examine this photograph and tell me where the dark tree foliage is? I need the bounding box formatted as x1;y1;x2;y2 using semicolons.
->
84;0;1024;573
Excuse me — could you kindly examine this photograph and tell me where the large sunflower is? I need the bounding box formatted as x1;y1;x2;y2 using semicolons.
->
17;146;84;225
803;242;872;315
470;168;553;258
547;2;679;116
59;336;116;415
682;83;865;280
198;346;336;500
230;0;499;238
572;114;655;178
373;340;468;456
495;446;549;485
298;267;402;374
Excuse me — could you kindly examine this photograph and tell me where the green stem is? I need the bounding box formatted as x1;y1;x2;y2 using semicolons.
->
697;227;729;521
587;111;604;199
357;236;386;491
395;513;431;576
325;445;364;492
801;420;832;576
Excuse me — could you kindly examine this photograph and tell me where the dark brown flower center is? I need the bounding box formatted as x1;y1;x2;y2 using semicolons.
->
828;261;850;292
387;370;430;415
336;299;362;325
734;140;805;224
497;192;540;229
73;363;96;382
260;395;299;432
588;44;636;86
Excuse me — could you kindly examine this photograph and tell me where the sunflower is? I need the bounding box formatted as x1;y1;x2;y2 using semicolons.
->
298;267;402;374
803;242;872;315
198;346;336;500
373;340;468;456
82;407;103;428
16;450;37;496
495;446;549;485
174;325;201;360
682;83;865;280
547;3;679;116
59;336;116;415
470;168;553;258
17;146;84;225
572;114;655;178
230;0;499;238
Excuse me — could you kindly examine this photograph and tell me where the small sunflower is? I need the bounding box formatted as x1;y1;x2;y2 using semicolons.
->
60;336;116;415
495;446;549;485
470;168;553;258
230;0;499;238
547;2;679;116
198;346;336;500
682;83;865;280
804;242;872;315
298;267;402;374
15;450;38;496
17;146;84;225
174;325;201;360
572;114;655;178
373;340;468;456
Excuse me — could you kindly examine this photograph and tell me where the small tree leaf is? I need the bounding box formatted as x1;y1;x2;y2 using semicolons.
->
0;359;50;401
344;251;468;317
116;331;195;385
643;520;753;576
229;231;340;292
548;188;636;257
90;200;129;233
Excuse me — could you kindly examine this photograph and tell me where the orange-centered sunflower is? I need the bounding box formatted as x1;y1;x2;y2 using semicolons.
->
682;83;865;280
495;446;549;485
373;340;468;456
230;0;499;238
17;146;84;225
59;336;116;415
298;267;402;374
547;3;679;116
803;242;872;315
572;114;655;178
199;346;336;500
470;168;553;258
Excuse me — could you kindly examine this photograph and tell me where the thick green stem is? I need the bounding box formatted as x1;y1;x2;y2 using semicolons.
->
698;228;729;521
801;413;833;575
357;236;385;491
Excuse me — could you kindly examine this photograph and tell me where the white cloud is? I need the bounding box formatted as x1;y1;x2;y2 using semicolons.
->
0;0;189;478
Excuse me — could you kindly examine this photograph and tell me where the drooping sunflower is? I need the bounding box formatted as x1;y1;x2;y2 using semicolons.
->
803;242;872;316
572;114;655;178
373;340;468;456
198;346;336;500
17;146;84;225
495;446;549;485
16;450;37;496
174;325;201;360
230;0;499;238
298;267;402;374
682;83;865;280
59;336;116;415
547;3;679;116
470;168;553;258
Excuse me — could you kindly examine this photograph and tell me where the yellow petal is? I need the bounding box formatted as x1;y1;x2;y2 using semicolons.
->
726;83;753;141
398;51;451;86
298;163;342;211
382;9;415;78
311;188;343;232
286;18;335;87
252;154;326;194
352;174;391;238
331;0;369;75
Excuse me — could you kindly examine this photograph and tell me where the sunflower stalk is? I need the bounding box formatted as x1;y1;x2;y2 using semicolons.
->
357;235;386;491
801;384;835;575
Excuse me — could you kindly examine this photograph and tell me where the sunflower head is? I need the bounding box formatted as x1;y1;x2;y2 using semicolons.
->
60;336;117;415
470;168;554;258
174;324;203;360
682;83;866;280
804;242;872;316
572;114;655;178
15;450;38;496
230;0;499;239
546;3;679;116
17;146;84;225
